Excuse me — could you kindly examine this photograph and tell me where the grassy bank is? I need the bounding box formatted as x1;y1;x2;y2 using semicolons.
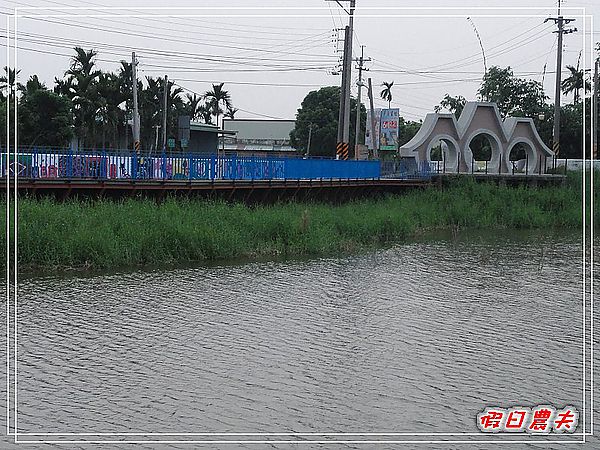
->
3;175;591;271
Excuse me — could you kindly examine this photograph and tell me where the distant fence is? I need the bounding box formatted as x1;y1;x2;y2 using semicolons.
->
553;159;600;172
425;157;581;175
380;159;433;179
0;149;383;181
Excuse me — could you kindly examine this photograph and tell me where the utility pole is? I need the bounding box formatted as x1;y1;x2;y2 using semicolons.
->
154;125;161;152
131;51;140;154
343;0;355;147
353;45;371;159
367;77;378;159
594;57;599;160
336;25;350;158
545;0;576;157
162;75;169;152
307;123;313;157
333;0;356;160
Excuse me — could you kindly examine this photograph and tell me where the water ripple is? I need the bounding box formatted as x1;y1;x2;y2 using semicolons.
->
1;230;595;448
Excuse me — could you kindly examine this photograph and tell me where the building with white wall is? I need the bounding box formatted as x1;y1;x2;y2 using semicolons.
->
222;119;297;156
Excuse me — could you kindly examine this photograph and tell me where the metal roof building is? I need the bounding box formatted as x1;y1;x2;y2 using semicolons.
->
222;119;297;156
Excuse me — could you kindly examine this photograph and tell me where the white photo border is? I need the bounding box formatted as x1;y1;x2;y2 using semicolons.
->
4;5;595;445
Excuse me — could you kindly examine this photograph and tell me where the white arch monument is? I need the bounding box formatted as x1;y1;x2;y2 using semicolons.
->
399;102;553;174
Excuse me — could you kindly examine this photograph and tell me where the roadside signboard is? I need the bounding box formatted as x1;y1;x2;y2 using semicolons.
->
167;138;176;149
180;138;189;148
379;108;400;151
365;108;381;150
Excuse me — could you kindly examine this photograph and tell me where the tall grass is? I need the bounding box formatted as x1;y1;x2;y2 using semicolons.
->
2;175;592;271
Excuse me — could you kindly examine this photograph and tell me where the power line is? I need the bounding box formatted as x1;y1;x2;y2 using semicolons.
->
3;40;331;74
15;15;336;60
174;82;288;120
371;21;551;77
12;30;335;64
8;33;566;89
173;78;323;88
3;0;325;36
541;34;559;86
3;31;572;84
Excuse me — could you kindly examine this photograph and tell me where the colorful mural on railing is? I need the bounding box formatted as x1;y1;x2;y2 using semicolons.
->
1;150;385;181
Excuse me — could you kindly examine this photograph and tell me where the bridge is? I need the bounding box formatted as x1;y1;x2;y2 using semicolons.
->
1;148;566;202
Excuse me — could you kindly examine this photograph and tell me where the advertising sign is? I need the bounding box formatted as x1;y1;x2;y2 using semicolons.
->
365;108;381;150
379;108;400;151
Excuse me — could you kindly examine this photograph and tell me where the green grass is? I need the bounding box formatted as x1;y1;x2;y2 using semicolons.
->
2;174;593;272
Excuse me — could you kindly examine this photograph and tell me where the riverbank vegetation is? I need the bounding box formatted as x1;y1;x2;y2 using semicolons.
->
4;175;592;272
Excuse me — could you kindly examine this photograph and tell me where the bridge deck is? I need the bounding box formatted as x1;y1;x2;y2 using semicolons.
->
1;173;566;202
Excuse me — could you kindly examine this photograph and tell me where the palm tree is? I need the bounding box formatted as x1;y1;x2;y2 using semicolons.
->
163;78;184;146
561;65;590;104
117;61;132;96
203;82;231;128
64;47;102;147
114;61;134;148
197;102;214;125
54;76;73;96
207;98;223;125
95;72;126;148
166;79;184;113
185;93;202;120
140;77;185;150
224;105;238;119
140;76;163;148
19;75;46;96
380;81;394;108
0;67;22;100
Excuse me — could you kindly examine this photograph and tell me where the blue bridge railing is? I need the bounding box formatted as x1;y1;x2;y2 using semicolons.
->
1;149;439;181
1;149;385;181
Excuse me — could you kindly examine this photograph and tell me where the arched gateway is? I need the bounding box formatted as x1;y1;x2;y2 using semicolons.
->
399;102;553;174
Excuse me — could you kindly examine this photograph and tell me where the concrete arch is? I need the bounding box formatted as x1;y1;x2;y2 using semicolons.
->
506;138;539;173
399;102;554;175
426;134;460;172
462;129;504;173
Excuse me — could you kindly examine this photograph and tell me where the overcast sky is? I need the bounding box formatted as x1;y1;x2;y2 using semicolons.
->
1;0;599;122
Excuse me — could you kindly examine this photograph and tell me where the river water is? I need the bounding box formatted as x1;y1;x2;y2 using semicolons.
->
1;230;598;448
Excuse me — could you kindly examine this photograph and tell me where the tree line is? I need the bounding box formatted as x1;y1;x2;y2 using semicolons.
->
1;44;596;160
291;62;597;160
0;47;236;150
434;65;595;159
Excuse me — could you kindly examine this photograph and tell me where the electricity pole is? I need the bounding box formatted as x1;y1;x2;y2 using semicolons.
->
343;0;355;147
307;123;314;157
353;45;370;159
131;52;140;154
162;75;169;152
594;57;599;160
333;0;356;160
336;25;350;158
154;125;161;151
545;0;576;157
